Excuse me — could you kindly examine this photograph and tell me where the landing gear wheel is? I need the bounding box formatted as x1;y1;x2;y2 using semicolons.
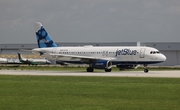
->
105;68;112;72
144;68;149;73
86;67;94;72
143;64;149;73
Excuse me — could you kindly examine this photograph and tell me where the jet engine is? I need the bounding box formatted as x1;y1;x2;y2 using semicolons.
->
92;60;112;69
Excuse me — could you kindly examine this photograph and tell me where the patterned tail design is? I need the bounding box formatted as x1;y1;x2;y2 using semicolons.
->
34;22;58;48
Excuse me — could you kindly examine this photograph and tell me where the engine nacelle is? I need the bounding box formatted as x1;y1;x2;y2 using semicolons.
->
92;60;112;69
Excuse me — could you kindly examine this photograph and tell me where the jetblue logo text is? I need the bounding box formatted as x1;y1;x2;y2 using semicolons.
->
115;49;138;56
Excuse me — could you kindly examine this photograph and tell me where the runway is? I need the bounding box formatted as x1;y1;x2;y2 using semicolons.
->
0;70;180;78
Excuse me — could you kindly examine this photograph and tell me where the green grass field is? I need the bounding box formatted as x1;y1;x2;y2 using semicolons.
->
0;76;180;110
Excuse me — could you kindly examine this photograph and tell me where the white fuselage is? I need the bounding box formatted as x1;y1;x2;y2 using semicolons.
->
18;53;51;65
32;46;166;65
0;58;7;63
20;57;51;64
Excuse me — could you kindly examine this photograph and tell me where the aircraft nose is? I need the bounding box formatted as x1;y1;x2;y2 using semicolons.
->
161;54;166;61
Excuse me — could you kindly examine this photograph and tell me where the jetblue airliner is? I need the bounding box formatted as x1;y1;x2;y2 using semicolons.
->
32;22;166;73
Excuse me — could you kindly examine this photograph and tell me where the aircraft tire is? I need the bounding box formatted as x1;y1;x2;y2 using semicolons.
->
105;68;112;72
144;68;149;73
87;67;94;72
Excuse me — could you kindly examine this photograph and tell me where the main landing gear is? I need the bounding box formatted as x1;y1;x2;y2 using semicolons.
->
105;68;112;72
87;67;94;72
143;64;149;73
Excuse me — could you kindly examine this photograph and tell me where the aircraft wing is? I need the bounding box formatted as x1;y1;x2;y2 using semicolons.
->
46;53;115;61
19;49;33;52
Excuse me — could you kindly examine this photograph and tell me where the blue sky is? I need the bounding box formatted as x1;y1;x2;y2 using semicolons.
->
0;0;180;43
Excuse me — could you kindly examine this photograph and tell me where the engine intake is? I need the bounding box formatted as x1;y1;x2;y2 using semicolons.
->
92;60;112;69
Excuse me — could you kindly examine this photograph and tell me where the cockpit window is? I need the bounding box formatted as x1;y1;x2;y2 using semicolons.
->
150;51;161;54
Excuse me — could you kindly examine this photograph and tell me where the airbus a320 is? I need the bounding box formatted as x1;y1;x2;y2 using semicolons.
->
32;22;166;73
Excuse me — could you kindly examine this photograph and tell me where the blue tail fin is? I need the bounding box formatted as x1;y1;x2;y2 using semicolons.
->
34;22;58;48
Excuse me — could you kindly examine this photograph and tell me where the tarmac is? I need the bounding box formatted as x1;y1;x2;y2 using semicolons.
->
0;70;180;78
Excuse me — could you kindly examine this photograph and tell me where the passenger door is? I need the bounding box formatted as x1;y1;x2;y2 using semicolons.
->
140;48;145;58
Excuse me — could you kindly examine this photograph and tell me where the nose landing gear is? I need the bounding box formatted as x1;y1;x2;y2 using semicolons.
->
143;64;149;73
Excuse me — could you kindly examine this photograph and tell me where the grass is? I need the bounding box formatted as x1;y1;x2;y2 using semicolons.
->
0;76;180;110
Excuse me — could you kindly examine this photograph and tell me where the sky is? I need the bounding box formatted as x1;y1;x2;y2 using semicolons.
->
0;0;180;44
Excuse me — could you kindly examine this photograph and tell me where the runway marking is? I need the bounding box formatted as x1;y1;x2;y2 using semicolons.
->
0;70;180;78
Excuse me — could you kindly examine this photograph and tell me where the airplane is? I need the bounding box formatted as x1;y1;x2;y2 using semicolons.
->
0;57;22;64
0;58;8;63
17;53;51;65
32;22;166;73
